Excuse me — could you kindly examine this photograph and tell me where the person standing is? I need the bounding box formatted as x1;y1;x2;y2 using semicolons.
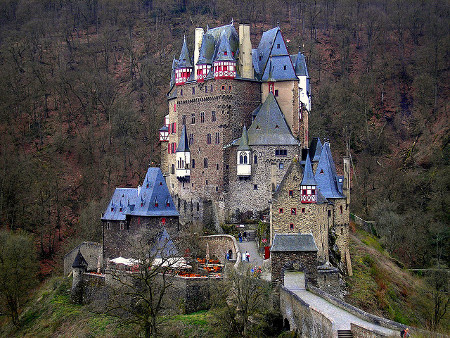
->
246;251;250;262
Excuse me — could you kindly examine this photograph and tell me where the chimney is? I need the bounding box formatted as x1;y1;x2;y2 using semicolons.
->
239;24;253;79
194;28;204;80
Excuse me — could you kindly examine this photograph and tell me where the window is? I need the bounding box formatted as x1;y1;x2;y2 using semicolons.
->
275;149;287;156
205;85;208;93
328;210;331;217
254;184;258;190
275;89;279;96
171;122;176;133
197;202;200;211
189;133;194;146
341;228;343;235
120;222;124;230
302;208;305;213
212;111;216;121
283;65;287;70
204;158;208;168
254;155;257;164
289;190;293;197
279;208;283;214
192;87;195;95
171;164;175;174
216;164;219;170
191;113;195;124
174;103;176;112
229;85;231;90
279;162;284;169
277;43;280;48
200;111;205;123
210;84;213;92
192;159;195;168
222;85;225;90
182;115;186;125
207;134;212;144
205;180;208;185
340;205;343;214
180;89;183;96
106;222;111;230
290;223;294;230
215;132;220;144
291;208;297;215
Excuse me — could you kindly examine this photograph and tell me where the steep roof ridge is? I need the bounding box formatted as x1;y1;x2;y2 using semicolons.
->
314;142;344;199
247;93;299;146
273;159;302;196
301;151;317;186
255;27;279;77
215;30;236;61
237;125;250;151
176;125;190;152
310;137;323;162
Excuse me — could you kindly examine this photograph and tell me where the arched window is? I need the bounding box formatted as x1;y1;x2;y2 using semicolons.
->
243;155;248;164
239;154;243;164
207;134;212;144
254;155;257;164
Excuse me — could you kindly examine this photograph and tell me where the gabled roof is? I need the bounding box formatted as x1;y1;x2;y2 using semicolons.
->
271;234;318;252
310;137;322;162
176;125;190;152
177;36;192;68
246;93;299;146
273;159;302;196
301;152;317;186
102;168;179;220
314;142;344;199
254;27;279;77
159;125;168;132
72;250;88;269
237;126;250;151
215;30;236;61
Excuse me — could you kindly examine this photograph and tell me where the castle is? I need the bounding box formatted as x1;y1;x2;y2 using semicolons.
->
157;22;351;273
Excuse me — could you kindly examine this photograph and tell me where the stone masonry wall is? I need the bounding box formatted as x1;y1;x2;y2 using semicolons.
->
226;145;300;221
200;235;240;263
64;241;102;276
279;285;333;337
271;251;318;287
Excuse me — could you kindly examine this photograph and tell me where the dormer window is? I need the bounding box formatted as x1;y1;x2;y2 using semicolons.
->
111;207;114;212
119;207;122;212
154;199;158;207
224;51;227;56
277;43;280;48
141;202;144;207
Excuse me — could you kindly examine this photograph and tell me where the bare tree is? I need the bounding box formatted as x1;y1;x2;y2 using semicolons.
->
107;228;183;338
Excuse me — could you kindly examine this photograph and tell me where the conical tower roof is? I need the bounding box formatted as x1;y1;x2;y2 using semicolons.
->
301;151;317;186
237;126;250;151
177;36;192;68
176;125;190;152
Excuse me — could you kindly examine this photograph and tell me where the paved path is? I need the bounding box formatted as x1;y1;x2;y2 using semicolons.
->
237;239;264;266
287;285;397;335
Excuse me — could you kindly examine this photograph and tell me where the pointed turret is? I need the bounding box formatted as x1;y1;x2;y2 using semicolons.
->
314;142;344;199
175;36;193;85
213;31;237;79
237;126;251;177
176;125;190;180
301;152;317;203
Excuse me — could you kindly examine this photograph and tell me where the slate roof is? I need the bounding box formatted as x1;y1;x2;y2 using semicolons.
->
159;125;168;132
309;137;322;162
197;24;239;65
72;250;88;269
271;234;318;252
246;93;299;146
292;52;309;77
177;36;192;68
254;27;278;77
237;126;250;151
102;168;179;220
314;142;345;199
176;125;190;152
301;152;317;186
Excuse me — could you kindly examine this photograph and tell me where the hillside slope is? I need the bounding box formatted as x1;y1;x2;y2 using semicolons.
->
346;226;449;333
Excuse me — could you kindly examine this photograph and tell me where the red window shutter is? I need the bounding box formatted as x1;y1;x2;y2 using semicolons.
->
174;122;177;133
168;143;171;154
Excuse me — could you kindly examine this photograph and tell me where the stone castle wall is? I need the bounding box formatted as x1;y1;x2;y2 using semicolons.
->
64;241;102;276
271;251;318;287
226;145;300;221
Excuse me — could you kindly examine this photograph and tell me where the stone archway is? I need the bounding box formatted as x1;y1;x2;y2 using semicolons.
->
271;251;318;288
282;261;307;290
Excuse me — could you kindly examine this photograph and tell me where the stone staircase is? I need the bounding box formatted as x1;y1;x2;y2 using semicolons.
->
337;330;353;338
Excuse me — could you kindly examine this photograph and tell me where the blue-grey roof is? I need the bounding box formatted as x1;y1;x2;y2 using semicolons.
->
271;234;318;252
301;151;317;186
254;27;278;78
159;125;168;132
151;228;179;258
314;142;345;199
197;24;239;65
246;93;299;146
102;168;179;220
177;36;192;68
176;125;190;152
237;126;250;151
310;137;322;162
261;55;297;81
293;52;309;77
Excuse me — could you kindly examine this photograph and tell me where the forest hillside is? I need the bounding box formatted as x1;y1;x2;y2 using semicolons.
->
0;0;448;299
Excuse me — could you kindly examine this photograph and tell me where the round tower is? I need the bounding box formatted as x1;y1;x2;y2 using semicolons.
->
71;250;88;304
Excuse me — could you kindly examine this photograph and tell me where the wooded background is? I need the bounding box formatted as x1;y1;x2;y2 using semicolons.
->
0;0;448;274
